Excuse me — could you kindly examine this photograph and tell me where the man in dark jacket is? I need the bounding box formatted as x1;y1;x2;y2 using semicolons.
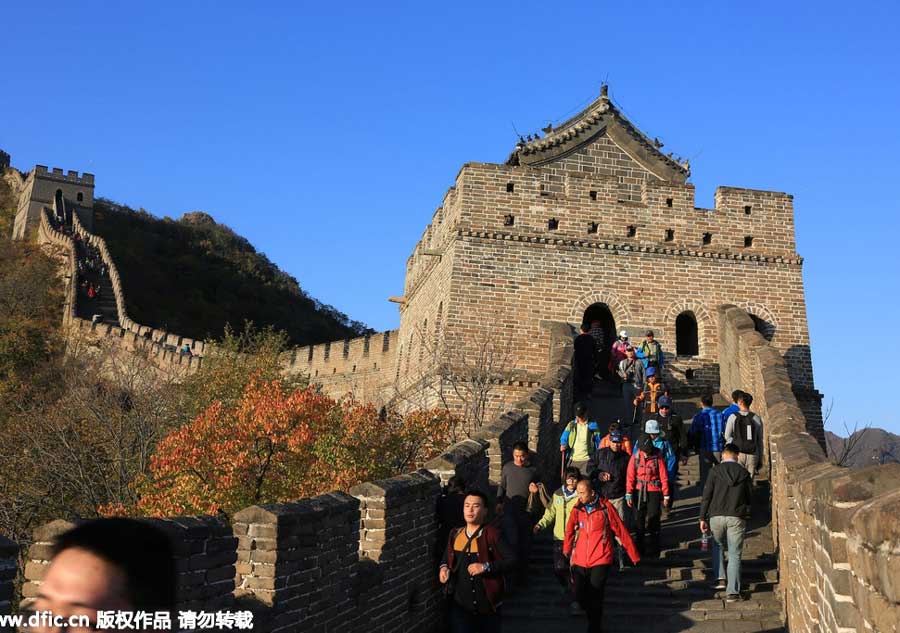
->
574;324;597;401
699;443;753;602
496;442;540;583
649;395;688;512
440;490;517;631
590;428;632;569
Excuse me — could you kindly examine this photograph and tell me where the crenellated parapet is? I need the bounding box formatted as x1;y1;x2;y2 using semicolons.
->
718;305;899;632
3;323;576;633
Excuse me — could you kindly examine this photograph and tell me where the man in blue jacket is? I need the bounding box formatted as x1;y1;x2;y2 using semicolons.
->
690;394;726;487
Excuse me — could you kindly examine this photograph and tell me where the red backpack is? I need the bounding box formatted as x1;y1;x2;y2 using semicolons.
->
634;451;663;489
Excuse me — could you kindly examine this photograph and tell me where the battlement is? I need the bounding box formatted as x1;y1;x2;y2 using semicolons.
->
290;330;397;373
32;165;95;186
718;305;899;633
452;162;797;257
1;321;575;632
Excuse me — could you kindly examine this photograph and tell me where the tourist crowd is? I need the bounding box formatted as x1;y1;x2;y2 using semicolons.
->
437;329;765;633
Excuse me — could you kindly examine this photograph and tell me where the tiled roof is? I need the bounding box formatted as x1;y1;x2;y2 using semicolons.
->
507;85;690;181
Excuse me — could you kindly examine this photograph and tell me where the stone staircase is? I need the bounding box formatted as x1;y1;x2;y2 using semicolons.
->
74;238;120;327
503;454;785;632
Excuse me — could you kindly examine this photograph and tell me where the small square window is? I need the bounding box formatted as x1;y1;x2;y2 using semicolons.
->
589;190;597;201
744;205;752;215
627;225;637;238
702;232;712;245
665;229;674;242
506;182;515;193
666;198;673;207
548;218;559;230
503;214;515;227
588;222;598;234
744;236;754;247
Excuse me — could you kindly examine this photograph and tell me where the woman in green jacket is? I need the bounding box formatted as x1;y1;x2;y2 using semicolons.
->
534;467;581;596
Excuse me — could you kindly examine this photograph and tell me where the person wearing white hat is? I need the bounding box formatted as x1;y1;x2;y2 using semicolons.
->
625;427;671;557
611;330;631;370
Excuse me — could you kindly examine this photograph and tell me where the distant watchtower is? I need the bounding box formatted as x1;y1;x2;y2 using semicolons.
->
12;165;95;239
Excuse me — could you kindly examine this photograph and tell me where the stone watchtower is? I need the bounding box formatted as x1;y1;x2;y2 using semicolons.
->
391;85;823;438
12;165;95;239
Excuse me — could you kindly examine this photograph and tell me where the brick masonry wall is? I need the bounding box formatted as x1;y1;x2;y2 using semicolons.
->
20;517;236;613
718;304;900;632
6;324;574;632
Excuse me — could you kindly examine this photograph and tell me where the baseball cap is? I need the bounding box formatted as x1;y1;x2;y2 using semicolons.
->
619;330;628;338
658;395;673;408
644;420;660;434
646;366;657;377
645;330;654;337
609;430;624;443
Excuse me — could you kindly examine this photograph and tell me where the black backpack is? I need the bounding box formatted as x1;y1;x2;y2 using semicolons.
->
734;412;758;454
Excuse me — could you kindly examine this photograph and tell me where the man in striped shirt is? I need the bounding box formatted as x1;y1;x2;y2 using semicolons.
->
690;394;725;487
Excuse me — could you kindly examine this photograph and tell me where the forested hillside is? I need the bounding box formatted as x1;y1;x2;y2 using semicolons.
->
92;199;370;345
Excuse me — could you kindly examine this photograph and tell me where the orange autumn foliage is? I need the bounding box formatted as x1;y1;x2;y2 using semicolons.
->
134;377;458;516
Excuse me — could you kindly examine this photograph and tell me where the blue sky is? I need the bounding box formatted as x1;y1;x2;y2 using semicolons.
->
3;1;898;435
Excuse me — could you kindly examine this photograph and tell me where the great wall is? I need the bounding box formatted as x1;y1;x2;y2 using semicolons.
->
1;86;898;631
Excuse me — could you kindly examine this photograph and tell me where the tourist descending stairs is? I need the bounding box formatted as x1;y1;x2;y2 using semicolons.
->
503;453;784;632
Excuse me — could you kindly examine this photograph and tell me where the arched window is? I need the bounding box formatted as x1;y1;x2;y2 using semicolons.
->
675;311;699;357
77;192;84;202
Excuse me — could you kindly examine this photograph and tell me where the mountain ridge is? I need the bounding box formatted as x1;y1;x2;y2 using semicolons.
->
91;198;371;346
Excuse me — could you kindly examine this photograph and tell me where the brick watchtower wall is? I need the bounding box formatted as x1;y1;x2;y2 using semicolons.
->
393;89;823;441
13;165;95;239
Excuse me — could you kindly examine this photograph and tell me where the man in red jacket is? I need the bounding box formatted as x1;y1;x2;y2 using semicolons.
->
564;478;641;632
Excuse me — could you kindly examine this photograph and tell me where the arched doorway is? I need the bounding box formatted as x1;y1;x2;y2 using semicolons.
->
582;302;616;380
675;311;699;356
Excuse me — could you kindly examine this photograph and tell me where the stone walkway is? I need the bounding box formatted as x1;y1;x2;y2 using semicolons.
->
504;444;784;632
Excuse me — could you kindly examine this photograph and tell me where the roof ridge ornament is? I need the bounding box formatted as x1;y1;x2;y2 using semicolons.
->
600;84;609;99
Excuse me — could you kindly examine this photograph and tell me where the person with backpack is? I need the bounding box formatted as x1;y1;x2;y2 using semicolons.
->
635;420;677;483
564;478;641;632
559;401;601;476
722;389;744;422
533;467;581;608
648;395;687;510
724;392;764;478
699;443;753;602
690;395;726;487
440;490;517;631
626;433;671;557
618;346;645;431
598;421;633;455
633;367;669;422
637;330;664;372
590;428;632;570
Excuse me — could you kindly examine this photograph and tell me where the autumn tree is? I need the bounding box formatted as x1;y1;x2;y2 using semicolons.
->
136;376;459;516
174;322;306;422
